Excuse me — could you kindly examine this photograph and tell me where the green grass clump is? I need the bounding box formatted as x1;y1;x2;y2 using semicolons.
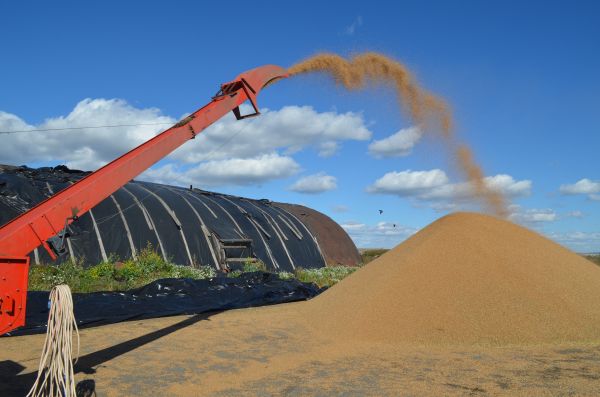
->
28;246;360;292
227;259;267;278
294;266;359;288
584;255;600;266
29;245;216;292
277;271;294;280
241;260;267;273
360;248;389;264
29;258;102;293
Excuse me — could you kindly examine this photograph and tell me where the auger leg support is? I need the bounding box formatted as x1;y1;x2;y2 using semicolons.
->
0;256;29;335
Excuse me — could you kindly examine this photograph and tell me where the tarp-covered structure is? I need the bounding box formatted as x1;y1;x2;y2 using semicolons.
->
0;165;360;271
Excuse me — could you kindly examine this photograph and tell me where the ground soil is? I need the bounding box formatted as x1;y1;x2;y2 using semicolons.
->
2;212;600;396
2;306;600;396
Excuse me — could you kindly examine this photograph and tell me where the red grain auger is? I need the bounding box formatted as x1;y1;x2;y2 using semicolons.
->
0;65;289;335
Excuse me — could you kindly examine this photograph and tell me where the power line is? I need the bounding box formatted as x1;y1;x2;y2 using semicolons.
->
0;122;175;135
79;119;256;225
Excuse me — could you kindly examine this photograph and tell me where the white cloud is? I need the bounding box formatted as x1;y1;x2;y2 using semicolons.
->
140;153;300;187
170;105;371;163
0;102;371;169
344;16;363;35
420;174;532;201
317;141;339;158
545;231;600;253
367;169;531;203
566;210;584;218
525;210;556;222
341;221;417;248
1;100;372;188
332;205;349;213
289;172;337;194
508;205;557;224
429;202;460;213
560;179;600;195
483;174;533;197
367;169;449;196
340;221;366;230
0;99;174;170
368;126;423;158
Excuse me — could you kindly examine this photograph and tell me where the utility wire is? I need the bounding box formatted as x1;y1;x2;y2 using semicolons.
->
89;117;256;225
8;111;257;229
0;122;175;135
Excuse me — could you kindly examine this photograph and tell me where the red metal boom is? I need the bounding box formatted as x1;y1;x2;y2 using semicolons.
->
0;65;288;334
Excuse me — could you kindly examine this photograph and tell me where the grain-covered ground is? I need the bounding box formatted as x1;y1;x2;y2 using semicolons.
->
2;212;600;396
2;306;600;396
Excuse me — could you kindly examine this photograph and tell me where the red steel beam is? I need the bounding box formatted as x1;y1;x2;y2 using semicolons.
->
0;65;288;259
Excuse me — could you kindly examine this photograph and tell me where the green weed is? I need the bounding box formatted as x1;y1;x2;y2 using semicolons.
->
294;266;359;288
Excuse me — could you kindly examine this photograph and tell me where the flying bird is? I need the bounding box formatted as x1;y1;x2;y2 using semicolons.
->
379;209;383;215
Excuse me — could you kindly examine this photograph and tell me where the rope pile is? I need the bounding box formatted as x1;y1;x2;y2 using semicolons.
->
27;284;79;397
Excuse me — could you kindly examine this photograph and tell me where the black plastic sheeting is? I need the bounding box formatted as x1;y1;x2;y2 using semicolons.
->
7;272;323;336
0;165;326;272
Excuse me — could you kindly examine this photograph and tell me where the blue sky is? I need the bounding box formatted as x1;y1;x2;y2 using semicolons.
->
1;1;599;251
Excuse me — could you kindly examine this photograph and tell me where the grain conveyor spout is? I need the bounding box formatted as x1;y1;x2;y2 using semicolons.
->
214;65;289;120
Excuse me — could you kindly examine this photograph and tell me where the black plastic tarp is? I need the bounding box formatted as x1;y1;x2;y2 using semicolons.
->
7;272;322;336
0;165;327;272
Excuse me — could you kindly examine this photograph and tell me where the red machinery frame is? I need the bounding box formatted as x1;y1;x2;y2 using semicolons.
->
0;65;288;335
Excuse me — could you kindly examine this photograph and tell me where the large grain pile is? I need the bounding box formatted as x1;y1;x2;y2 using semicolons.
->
307;212;600;345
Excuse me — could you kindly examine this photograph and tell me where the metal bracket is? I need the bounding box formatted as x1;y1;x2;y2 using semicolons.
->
214;79;261;120
46;215;78;259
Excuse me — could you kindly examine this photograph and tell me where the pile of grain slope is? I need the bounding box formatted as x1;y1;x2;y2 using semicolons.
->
307;212;600;345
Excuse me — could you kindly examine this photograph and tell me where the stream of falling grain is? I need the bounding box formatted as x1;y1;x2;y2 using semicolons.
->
289;53;508;217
